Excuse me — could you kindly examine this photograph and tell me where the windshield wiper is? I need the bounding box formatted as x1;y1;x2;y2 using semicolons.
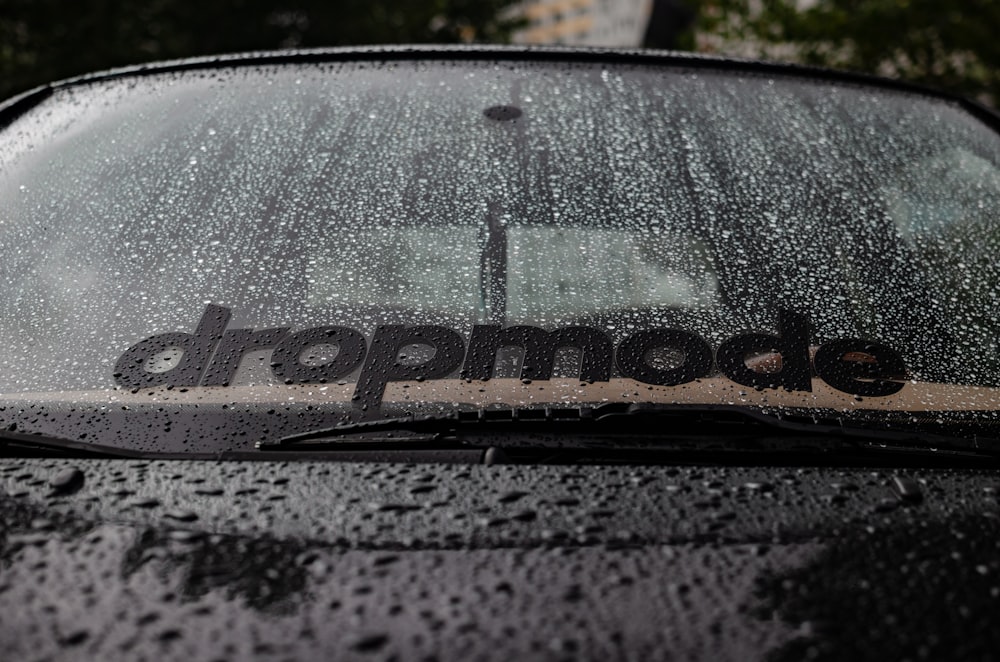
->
255;403;1000;465
273;405;801;445
0;425;146;458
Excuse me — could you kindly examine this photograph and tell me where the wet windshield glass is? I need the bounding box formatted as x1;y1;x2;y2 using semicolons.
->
1;58;1000;453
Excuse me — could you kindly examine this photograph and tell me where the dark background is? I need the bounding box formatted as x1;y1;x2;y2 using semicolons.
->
0;0;521;99
1;0;998;106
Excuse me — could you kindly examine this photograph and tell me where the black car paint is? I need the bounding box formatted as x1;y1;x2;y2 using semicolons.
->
2;458;999;660
2;47;1000;660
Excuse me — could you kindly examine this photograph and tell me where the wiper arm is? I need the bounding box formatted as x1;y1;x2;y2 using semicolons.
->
0;425;145;458
260;403;737;450
266;405;609;447
257;403;1000;462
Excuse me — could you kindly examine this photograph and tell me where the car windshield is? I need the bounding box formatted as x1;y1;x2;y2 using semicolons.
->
2;55;1000;455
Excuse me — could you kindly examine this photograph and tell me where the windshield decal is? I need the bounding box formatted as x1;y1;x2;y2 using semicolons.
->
113;305;907;412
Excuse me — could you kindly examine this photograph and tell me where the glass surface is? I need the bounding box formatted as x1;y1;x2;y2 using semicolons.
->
1;58;1000;452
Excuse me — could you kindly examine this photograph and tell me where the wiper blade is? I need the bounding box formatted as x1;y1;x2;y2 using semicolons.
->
267;405;608;446
260;403;752;450
0;425;145;458
257;403;1000;461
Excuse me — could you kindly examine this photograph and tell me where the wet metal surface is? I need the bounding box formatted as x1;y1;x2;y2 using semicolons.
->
1;459;998;660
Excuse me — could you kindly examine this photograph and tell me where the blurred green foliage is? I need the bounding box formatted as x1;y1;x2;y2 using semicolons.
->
0;0;521;99
690;0;1000;106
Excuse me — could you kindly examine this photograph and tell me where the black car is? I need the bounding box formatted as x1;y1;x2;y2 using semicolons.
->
1;46;999;660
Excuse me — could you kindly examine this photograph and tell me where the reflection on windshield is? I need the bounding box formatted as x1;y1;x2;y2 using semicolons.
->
306;224;720;321
307;226;485;316
507;226;720;319
884;147;1000;379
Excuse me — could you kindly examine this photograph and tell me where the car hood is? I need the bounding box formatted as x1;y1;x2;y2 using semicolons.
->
1;458;998;660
